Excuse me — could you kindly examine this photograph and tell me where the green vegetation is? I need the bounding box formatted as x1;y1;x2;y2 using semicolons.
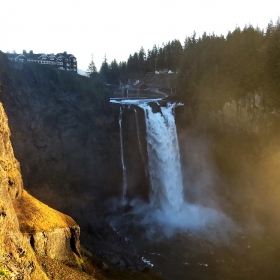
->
0;268;9;277
87;55;99;82
88;40;183;84
177;20;280;111
90;19;280;113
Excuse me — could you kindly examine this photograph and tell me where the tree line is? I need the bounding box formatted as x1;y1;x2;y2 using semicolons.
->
87;40;183;84
177;19;280;109
88;19;280;108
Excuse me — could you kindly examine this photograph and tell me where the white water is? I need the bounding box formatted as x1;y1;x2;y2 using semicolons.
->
118;106;127;199
111;99;232;237
135;102;231;236
139;103;184;212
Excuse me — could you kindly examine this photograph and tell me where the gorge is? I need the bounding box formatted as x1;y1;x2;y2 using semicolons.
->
1;51;280;279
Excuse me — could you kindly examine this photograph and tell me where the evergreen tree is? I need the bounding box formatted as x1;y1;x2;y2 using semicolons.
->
171;39;183;72
87;55;97;79
108;59;120;84
157;44;166;71
138;47;146;74
99;54;109;82
119;61;128;82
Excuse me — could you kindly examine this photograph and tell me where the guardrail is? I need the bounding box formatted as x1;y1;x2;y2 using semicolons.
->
111;89;167;100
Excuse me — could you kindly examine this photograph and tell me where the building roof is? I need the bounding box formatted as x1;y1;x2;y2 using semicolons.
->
6;52;76;61
14;54;27;60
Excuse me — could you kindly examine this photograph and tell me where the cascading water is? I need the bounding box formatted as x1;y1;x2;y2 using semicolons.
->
110;99;235;280
135;101;229;232
111;99;230;235
138;103;184;212
119;106;127;199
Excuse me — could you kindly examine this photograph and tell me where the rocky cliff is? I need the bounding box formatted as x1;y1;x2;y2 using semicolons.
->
0;102;83;279
0;53;122;219
208;91;279;135
0;53;153;274
0;102;45;280
0;100;164;279
175;88;280;229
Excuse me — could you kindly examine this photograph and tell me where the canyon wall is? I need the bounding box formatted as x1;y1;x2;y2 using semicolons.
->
0;101;82;279
176;90;280;229
0;54;123;221
0;102;49;279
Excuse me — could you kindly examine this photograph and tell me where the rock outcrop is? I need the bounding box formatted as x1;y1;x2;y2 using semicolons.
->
209;92;280;135
0;100;82;278
0;102;49;279
14;190;81;263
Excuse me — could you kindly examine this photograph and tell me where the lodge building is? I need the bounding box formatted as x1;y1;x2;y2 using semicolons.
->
6;51;77;72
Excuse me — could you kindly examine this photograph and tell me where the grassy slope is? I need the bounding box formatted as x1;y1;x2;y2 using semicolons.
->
14;190;77;233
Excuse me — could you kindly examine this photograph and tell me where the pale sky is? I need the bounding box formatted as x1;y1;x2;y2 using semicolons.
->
0;0;279;71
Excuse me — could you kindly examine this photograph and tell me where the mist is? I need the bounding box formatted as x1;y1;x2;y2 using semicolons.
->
108;100;235;243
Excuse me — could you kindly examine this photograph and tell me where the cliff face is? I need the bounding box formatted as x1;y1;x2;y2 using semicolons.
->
0;54;158;272
0;54;122;219
0;55;163;280
208;92;279;135
14;190;81;263
0;103;49;279
176;90;280;229
0;99;86;279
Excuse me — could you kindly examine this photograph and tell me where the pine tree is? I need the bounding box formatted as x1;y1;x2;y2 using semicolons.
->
87;55;97;79
108;59;120;84
99;54;109;82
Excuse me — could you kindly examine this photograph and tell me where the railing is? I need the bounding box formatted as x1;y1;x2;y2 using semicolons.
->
111;88;167;100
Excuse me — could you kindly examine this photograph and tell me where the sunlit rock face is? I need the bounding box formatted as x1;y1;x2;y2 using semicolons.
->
0;104;23;200
25;226;81;263
14;189;81;263
0;102;49;280
0;100;82;278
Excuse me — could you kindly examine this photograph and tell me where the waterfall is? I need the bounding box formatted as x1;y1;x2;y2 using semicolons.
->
119;106;127;199
111;98;230;233
138;103;184;212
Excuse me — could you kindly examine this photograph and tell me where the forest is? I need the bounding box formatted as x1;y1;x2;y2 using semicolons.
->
90;20;280;111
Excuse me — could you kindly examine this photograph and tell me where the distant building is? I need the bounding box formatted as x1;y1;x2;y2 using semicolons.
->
6;50;77;72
